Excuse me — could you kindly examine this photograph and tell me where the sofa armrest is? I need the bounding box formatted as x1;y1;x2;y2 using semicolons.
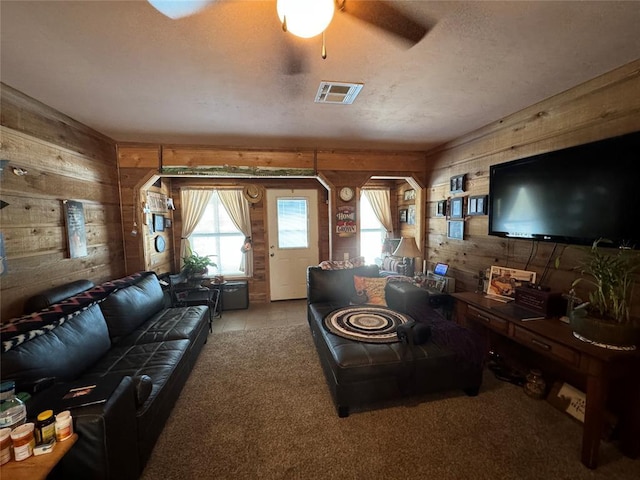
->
52;376;141;480
385;281;430;315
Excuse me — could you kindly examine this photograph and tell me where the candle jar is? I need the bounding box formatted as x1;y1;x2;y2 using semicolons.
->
524;369;547;399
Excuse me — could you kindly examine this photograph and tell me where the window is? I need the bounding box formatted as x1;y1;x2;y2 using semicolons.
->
359;193;386;265
277;198;309;248
189;191;244;276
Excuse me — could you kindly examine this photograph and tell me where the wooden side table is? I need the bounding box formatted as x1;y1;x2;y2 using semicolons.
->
0;433;77;480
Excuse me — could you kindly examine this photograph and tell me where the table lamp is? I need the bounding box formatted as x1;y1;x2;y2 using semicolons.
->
392;237;421;277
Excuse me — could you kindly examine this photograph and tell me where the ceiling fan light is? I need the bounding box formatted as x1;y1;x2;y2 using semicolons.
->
276;0;335;38
148;0;215;19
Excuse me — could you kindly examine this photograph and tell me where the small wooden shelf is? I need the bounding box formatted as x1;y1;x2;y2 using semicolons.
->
0;433;77;480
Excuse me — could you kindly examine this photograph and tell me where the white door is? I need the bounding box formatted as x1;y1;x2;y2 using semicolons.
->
267;189;319;300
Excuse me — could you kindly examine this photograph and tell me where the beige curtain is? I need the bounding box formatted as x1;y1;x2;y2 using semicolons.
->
363;189;393;237
180;189;213;264
218;189;253;277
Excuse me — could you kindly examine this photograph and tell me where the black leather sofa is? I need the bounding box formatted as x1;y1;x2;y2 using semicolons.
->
307;265;484;417
0;271;209;479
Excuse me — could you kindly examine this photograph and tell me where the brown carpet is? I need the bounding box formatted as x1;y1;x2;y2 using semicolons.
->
141;324;640;480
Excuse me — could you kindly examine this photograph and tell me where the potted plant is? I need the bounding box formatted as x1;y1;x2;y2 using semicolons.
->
558;239;640;348
182;252;216;284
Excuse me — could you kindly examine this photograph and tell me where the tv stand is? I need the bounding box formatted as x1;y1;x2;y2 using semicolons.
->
452;291;640;469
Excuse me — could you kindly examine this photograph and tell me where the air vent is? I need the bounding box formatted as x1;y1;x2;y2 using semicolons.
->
315;81;364;104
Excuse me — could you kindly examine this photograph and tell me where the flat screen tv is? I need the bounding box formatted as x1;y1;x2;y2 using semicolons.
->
488;130;640;249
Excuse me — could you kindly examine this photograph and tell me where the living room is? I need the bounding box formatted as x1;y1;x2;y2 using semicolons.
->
1;2;640;478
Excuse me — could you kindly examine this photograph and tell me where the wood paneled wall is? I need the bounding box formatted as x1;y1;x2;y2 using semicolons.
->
1;84;123;321
4;57;638;317
118;145;427;304
423;60;640;314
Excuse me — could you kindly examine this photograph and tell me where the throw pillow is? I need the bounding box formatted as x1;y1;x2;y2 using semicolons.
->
353;276;387;306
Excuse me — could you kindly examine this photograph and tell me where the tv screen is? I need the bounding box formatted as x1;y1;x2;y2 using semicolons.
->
488;131;640;249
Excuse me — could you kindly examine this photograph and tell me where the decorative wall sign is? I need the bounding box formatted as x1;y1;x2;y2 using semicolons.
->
147;191;168;212
450;174;466;194
407;205;416;225
468;195;488;216
336;205;356;237
436;200;446;217
63;200;88;258
447;220;464;240
449;197;464;219
403;189;416;201
399;208;408;223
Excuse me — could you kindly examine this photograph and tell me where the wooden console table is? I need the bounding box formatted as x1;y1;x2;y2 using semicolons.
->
452;292;640;469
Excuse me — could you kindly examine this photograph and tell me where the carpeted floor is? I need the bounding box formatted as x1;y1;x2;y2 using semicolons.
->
141;324;640;480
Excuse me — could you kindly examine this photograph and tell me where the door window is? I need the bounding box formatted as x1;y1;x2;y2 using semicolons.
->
276;198;309;249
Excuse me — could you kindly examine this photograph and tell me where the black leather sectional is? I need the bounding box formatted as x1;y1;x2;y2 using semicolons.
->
307;265;484;417
1;272;209;479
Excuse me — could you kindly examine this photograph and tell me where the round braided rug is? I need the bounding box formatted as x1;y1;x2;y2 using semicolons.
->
323;306;412;343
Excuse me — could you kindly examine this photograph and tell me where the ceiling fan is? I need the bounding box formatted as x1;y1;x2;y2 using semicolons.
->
148;0;429;46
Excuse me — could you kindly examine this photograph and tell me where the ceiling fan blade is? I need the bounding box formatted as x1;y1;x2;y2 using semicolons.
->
147;0;217;19
339;1;429;46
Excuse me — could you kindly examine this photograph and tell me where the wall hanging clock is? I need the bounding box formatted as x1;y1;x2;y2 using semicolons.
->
339;187;354;202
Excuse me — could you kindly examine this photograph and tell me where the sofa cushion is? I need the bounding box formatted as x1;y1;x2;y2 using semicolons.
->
23;280;95;314
354;276;387;306
1;304;111;386
307;265;379;305
318;256;365;270
100;273;166;342
116;305;208;346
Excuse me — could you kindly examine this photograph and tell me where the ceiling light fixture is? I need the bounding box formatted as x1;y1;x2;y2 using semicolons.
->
276;0;335;38
147;0;215;20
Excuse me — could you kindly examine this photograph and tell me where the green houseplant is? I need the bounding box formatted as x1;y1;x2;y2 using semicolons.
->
558;239;640;347
182;252;216;279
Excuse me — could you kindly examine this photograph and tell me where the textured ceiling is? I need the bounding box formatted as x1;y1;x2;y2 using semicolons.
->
2;1;640;151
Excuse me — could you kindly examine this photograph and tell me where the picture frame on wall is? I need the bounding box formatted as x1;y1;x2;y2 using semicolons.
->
403;189;416;201
407;205;416;225
468;195;488;216
399;208;408;223
450;197;464;219
153;214;165;232
436;200;446;217
450;174;466;193
63;200;88;258
447;220;464;240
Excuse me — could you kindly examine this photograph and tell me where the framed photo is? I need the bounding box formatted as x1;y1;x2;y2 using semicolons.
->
450;197;464;219
164;218;172;228
153;214;165;232
436;200;446;217
399;208;408;223
63;200;88;258
468;195;488;216
447;220;464;240
486;266;537;301
403;189;416;201
450;174;466;194
407;205;416;225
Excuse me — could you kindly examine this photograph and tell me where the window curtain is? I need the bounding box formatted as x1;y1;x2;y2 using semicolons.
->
363;189;393;238
180;189;213;264
218;189;253;277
